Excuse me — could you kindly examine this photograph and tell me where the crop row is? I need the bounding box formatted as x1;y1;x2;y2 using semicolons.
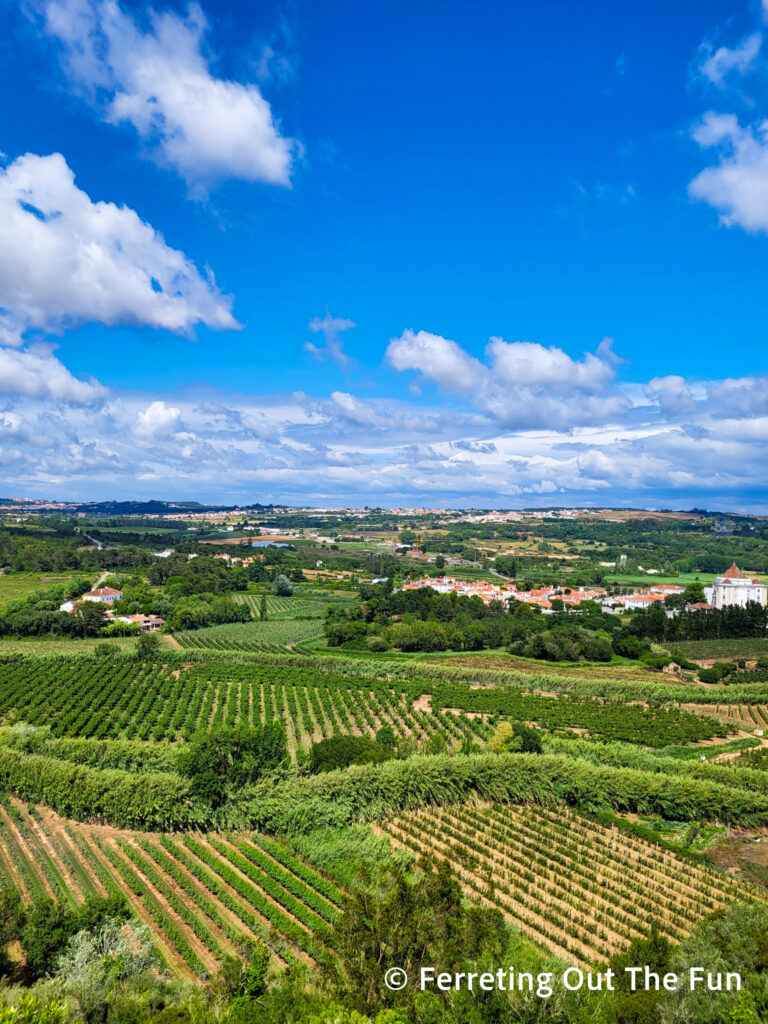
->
0;660;490;753
381;801;758;965
0;797;341;978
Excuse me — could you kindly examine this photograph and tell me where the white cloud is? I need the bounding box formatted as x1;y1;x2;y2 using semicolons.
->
644;375;697;414
304;314;356;369
699;32;761;86
134;400;183;438
386;329;487;395
386;329;626;428
35;0;297;189
0;151;238;342
0;344;105;403
689;113;768;231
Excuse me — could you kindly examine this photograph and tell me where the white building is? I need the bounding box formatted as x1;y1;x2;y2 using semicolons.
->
705;564;768;610
82;587;123;604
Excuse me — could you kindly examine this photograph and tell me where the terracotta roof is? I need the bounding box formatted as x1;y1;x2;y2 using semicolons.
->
722;563;744;579
83;587;122;597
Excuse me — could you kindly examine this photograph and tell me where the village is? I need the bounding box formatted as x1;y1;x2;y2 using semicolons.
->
401;562;768;613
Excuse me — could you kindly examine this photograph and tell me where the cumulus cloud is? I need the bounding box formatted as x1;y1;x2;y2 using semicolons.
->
689;113;768;232
0;151;238;343
0;345;104;403
134;400;183;438
386;329;626;428
644;375;697;415
34;0;297;189
699;32;761;86
304;314;356;369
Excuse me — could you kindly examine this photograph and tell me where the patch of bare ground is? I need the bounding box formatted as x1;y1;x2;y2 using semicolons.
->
691;730;753;747
710;829;768;886
413;693;432;713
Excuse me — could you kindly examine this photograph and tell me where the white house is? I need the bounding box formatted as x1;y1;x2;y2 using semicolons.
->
705;564;768;610
82;587;123;604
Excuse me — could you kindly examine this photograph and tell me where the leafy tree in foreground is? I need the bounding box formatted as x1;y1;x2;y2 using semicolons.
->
177;724;287;807
320;858;508;1018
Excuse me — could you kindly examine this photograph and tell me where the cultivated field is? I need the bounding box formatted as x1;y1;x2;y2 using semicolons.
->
674;638;768;660
174;619;325;654
0;660;493;755
0;797;341;980
382;802;761;966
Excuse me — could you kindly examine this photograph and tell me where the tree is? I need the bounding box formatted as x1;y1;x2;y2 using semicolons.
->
488;721;515;753
177;724;287;807
53;917;156;1022
136;631;161;659
76;601;106;637
259;593;268;621
322;859;507;1017
273;574;294;596
685;581;707;604
375;724;397;750
512;722;543;753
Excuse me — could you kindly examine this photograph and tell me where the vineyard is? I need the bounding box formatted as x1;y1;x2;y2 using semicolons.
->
381;802;761;966
684;703;768;729
0;658;733;754
174;619;325;654
235;593;356;620
0;796;341;980
0;660;492;755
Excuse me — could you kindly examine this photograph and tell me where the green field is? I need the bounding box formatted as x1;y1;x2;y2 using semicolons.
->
0;571;84;608
236;591;356;620
673;638;768;659
603;572;716;587
175;619;325;653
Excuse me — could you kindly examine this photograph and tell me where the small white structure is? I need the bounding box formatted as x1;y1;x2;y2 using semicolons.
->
82;587;123;604
705;564;768;610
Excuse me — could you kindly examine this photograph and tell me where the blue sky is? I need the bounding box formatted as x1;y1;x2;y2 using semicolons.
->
0;0;767;508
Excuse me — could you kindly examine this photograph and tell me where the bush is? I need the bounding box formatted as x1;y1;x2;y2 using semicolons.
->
613;635;650;659
309;735;393;773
